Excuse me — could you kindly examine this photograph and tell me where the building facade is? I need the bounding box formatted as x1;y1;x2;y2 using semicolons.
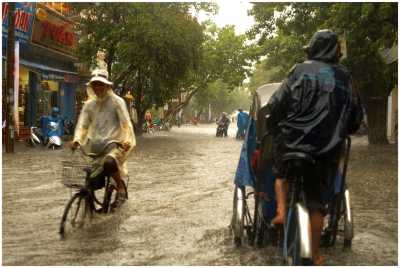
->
2;2;82;131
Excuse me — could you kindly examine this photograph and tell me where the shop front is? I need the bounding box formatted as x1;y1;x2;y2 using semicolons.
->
2;3;80;131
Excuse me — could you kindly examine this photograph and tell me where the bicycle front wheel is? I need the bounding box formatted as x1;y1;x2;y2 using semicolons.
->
59;192;88;239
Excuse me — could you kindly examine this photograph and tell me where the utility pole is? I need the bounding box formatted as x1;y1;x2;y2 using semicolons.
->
5;3;15;153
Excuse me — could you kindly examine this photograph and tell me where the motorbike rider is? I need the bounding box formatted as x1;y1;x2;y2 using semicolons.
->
265;30;363;265
217;112;230;137
70;68;135;208
49;107;63;136
39;106;63;145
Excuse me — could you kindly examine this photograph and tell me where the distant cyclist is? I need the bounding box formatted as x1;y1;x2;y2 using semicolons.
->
70;69;135;209
266;30;363;265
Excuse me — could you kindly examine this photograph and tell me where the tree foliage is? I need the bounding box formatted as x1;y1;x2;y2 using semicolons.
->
189;79;251;119
248;2;398;144
246;59;281;93
164;22;257;120
75;2;209;132
75;3;255;133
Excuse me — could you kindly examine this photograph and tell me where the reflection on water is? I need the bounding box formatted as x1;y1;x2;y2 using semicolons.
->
2;125;397;265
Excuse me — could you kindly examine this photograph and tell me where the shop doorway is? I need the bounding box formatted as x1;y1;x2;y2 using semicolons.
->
36;80;59;124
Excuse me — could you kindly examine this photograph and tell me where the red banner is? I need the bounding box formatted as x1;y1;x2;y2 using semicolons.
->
31;7;77;56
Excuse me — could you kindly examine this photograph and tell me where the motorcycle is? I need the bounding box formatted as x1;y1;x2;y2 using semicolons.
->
154;119;170;131
63;119;74;136
46;121;62;150
27;126;44;147
216;122;227;137
143;120;155;134
39;110;63;149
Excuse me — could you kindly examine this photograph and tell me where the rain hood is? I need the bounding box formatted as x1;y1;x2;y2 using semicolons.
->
73;88;136;176
265;30;363;159
305;29;340;63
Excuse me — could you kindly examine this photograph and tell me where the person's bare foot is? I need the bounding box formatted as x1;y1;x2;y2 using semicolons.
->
271;210;286;225
313;255;325;266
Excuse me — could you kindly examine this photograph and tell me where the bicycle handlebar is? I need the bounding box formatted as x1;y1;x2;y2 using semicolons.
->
74;140;122;158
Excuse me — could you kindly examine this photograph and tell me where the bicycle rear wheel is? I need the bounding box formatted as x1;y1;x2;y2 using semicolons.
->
284;206;313;265
59;192;88;239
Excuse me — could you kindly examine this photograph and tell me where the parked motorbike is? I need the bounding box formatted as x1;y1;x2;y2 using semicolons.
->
39;107;64;150
47;121;62;150
154;119;170;131
27;126;44;147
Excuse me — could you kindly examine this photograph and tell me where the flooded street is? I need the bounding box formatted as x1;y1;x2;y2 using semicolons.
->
2;124;398;265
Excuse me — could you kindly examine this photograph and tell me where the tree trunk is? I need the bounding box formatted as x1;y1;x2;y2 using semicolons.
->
164;87;200;121
135;111;145;136
365;97;389;144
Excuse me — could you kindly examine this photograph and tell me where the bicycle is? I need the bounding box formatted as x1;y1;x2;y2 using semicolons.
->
143;121;155;135
59;140;128;239
280;151;315;265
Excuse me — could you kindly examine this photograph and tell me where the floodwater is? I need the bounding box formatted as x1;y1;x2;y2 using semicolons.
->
2;124;398;265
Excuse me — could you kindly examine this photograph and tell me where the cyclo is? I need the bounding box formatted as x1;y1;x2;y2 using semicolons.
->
231;83;354;264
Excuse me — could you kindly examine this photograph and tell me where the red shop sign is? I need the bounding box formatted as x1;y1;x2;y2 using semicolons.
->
31;8;77;56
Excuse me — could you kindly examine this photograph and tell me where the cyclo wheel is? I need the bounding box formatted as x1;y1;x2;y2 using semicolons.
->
253;197;266;247
232;185;245;246
232;184;255;246
59;192;88;239
342;188;354;249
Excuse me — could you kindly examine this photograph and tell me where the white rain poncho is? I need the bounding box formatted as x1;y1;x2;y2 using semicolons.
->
73;87;136;177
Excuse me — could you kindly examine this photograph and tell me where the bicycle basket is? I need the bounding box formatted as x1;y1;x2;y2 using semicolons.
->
61;160;90;188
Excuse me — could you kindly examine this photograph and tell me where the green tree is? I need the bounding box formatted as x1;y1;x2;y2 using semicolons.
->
75;3;210;133
189;79;251;120
246;59;281;93
164;23;257;120
248;2;397;144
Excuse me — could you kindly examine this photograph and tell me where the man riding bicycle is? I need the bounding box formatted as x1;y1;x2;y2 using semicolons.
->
70;68;135;209
265;30;363;265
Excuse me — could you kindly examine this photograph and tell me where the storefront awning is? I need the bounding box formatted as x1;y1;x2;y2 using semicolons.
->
20;58;78;75
2;55;78;75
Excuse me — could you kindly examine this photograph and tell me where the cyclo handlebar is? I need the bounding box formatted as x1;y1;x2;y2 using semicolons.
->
74;140;123;158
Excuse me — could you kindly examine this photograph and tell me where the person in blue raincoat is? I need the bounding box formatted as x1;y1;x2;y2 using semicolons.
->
236;109;249;139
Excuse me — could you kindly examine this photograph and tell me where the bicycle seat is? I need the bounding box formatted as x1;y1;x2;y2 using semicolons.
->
282;152;315;165
282;152;315;179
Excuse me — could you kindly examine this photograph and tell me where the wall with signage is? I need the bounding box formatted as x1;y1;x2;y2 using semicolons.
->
31;4;77;56
2;2;36;42
3;2;79;127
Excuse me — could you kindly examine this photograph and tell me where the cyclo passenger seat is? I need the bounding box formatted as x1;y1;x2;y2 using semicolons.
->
282;152;316;180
